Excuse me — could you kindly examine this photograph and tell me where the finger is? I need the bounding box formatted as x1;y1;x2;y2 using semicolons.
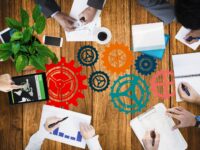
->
175;106;184;111
187;39;199;44
166;112;181;120
178;83;189;99
67;16;76;22
167;108;182;115
11;85;23;90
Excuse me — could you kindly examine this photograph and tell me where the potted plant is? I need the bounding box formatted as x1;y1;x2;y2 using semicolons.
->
0;5;58;72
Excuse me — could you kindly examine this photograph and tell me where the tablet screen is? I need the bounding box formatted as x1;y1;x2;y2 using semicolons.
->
8;73;49;104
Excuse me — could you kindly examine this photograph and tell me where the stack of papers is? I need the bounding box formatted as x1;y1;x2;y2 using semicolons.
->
172;52;200;102
175;26;200;50
132;22;165;52
65;0;101;41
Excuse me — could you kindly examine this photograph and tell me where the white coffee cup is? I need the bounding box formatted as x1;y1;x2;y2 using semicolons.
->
93;27;112;45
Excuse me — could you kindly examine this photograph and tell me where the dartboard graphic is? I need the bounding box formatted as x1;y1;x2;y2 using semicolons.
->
110;74;150;114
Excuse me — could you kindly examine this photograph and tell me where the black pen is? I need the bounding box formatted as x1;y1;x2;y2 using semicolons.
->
181;84;190;96
48;117;68;128
186;36;200;42
150;130;156;146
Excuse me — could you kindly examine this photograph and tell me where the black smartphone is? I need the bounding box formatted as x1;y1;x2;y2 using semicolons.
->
43;35;63;47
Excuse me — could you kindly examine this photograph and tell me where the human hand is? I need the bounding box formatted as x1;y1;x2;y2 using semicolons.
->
0;74;22;92
166;107;196;130
142;130;160;150
184;29;200;44
178;82;200;105
53;12;76;32
80;123;95;140
44;117;62;132
78;7;97;25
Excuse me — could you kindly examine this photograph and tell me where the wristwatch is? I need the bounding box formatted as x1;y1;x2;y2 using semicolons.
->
195;116;200;127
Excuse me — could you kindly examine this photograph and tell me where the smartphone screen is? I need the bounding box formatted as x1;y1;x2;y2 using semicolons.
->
44;36;63;47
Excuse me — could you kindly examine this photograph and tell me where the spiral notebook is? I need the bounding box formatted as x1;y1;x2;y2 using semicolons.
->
130;103;187;150
172;52;200;102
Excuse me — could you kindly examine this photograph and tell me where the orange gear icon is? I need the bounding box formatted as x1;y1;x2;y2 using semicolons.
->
102;43;133;74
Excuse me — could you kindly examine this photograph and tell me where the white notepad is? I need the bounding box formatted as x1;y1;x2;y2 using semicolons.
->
130;103;187;150
172;52;200;102
175;26;200;50
39;105;91;149
65;0;101;41
132;22;165;51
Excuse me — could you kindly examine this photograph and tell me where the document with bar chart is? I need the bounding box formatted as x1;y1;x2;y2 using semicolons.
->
39;105;92;149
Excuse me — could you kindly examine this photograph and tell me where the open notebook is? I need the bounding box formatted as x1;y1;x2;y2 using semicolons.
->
172;52;200;102
130;103;187;150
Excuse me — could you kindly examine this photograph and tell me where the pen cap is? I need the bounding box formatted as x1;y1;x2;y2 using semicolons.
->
93;27;112;45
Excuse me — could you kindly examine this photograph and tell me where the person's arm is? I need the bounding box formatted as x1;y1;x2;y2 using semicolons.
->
80;123;102;150
25;117;62;150
25;127;48;150
34;0;61;18
87;0;105;10
137;0;175;24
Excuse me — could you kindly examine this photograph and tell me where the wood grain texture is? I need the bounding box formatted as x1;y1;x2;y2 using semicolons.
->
0;0;200;150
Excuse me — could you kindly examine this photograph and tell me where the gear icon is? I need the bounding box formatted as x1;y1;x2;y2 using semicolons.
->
110;74;150;114
37;57;87;109
150;70;175;99
89;71;110;92
77;45;99;67
135;54;157;76
102;43;133;74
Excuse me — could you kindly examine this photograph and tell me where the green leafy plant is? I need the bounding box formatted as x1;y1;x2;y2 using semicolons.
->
0;5;58;72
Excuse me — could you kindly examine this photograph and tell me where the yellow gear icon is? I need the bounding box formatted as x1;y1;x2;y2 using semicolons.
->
102;43;133;74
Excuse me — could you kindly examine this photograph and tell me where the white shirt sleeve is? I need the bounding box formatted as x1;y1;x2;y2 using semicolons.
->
25;127;49;150
86;135;102;150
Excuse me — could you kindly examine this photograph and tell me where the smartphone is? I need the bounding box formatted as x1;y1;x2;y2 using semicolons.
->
8;73;49;105
43;35;63;47
0;28;15;43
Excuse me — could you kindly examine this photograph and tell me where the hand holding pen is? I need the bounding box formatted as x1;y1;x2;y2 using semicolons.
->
178;82;200;105
184;29;200;44
142;130;160;150
44;116;68;132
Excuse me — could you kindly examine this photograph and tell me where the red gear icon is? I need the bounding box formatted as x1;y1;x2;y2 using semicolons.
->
150;70;175;99
37;57;87;109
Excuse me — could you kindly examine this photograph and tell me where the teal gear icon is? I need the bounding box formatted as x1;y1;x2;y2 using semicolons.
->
77;45;99;67
89;71;110;92
135;54;157;76
110;74;150;114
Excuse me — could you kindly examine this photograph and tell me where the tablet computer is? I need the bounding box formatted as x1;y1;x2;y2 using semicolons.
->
8;73;49;104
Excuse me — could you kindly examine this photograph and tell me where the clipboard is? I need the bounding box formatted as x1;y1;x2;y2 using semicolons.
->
130;103;187;150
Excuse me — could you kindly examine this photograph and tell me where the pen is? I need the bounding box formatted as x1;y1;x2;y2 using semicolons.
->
80;17;86;22
181;83;190;96
48;117;68;128
186;36;200;42
150;130;156;147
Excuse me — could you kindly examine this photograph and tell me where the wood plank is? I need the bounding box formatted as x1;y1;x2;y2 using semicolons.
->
0;0;23;150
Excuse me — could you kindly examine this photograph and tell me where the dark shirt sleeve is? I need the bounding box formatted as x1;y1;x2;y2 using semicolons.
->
87;0;105;10
34;0;61;18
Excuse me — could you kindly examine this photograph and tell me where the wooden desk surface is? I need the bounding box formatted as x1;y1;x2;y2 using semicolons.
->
0;0;200;150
